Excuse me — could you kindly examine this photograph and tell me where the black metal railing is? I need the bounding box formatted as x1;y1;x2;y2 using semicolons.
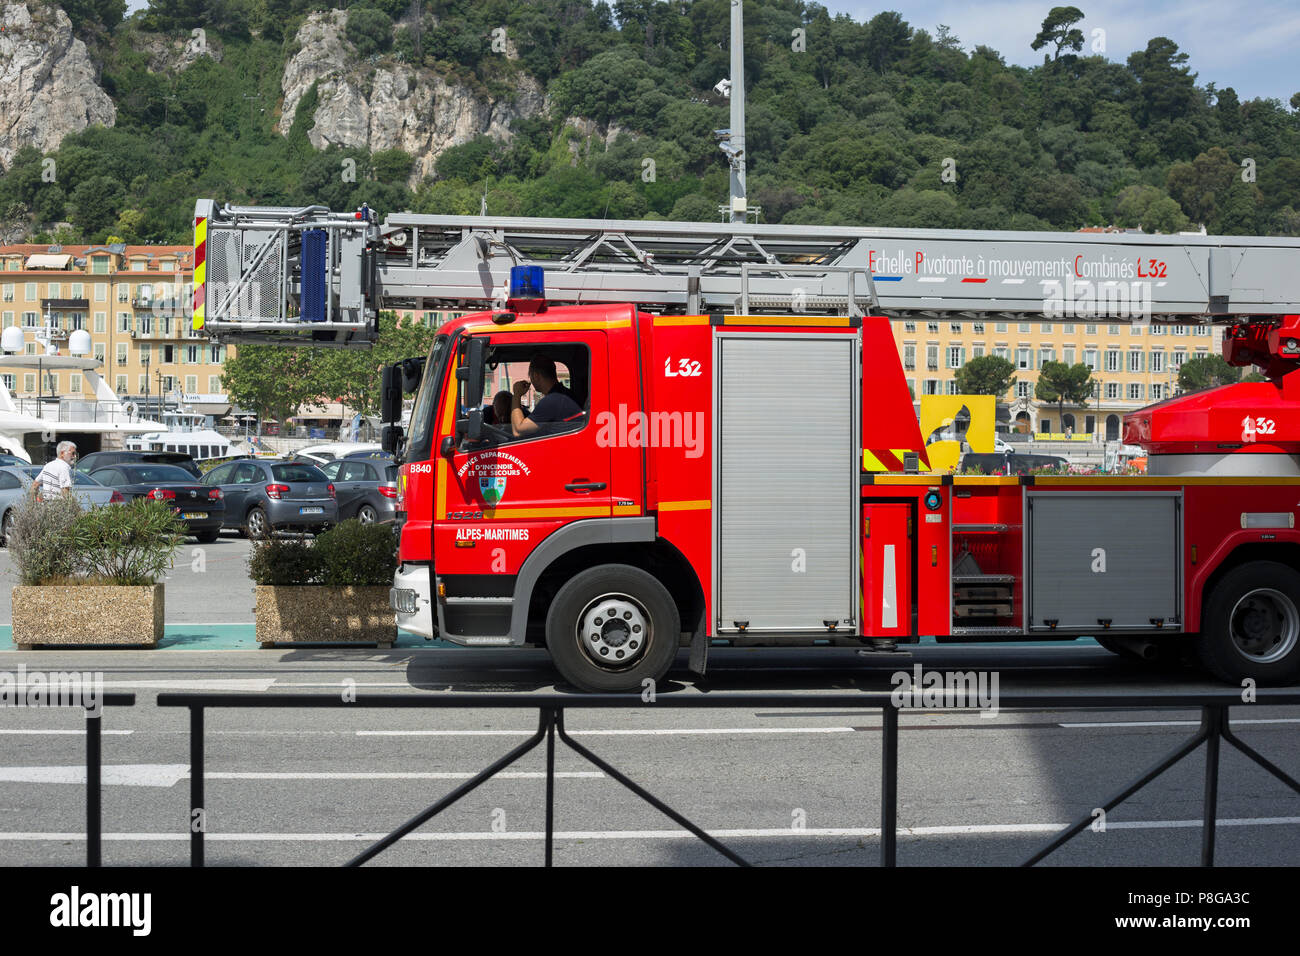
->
156;691;1300;868
27;693;138;867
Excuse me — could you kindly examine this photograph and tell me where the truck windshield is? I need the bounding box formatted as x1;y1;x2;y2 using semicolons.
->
405;334;448;461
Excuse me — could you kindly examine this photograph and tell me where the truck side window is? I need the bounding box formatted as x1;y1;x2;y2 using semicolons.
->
461;344;590;447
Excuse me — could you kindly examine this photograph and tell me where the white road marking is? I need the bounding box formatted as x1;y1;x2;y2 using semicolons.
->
0;730;132;736
2;817;1297;842
1059;718;1300;728
357;727;857;736
0;764;188;787
201;771;603;780
2;679;277;692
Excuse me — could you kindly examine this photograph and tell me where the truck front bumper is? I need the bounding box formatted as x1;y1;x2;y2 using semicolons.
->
390;563;435;639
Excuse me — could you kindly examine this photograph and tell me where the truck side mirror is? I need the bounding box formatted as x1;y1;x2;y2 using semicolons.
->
380;365;402;424
463;337;487;409
381;423;403;455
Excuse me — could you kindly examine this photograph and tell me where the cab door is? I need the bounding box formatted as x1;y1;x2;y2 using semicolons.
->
437;330;612;574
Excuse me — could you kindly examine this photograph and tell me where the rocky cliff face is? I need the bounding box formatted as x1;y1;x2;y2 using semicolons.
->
0;1;116;169
278;11;546;185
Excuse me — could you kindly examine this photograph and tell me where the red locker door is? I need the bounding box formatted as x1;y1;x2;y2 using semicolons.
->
862;504;912;638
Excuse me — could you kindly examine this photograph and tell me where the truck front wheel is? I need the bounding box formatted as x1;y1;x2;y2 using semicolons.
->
545;564;681;692
1198;561;1300;685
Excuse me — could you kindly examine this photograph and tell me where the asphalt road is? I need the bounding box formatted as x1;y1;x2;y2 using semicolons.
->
0;645;1295;867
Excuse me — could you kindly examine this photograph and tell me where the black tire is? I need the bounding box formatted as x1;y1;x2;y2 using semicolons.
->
1197;561;1300;685
545;564;680;693
0;509;12;548
244;506;270;540
194;527;221;544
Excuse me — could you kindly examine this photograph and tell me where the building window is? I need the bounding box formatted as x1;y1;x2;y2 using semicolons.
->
927;321;939;334
1130;323;1143;335
116;344;128;365
972;322;984;334
1063;348;1075;365
1016;381;1031;398
1128;350;1143;372
118;312;131;332
95;283;106;302
139;314;152;334
69;313;85;331
1173;350;1187;367
131;260;147;272
903;344;916;370
1;284;11;302
93;344;105;362
994;346;1009;360
70;376;81;394
1151;383;1164;400
118;286;129;303
209;345;222;364
903;321;916;333
946;380;960;395
1019;322;1031;333
1106;382;1120;399
22;311;38;327
1104;349;1120;372
25;283;37;301
1017;348;1031;369
1150;323;1164;336
1086;324;1097;335
948;346;963;369
0;374;12;390
1129;383;1143;400
1;312;10;328
1171;325;1187;335
70;283;82;299
23;374;35;393
1039;347;1054;366
926;345;939;371
185;345;200;364
972;345;984;359
1041;322;1052;333
1195;324;1210;336
185;375;198;394
92;256;110;275
995;322;1007;333
94;312;106;333
1150;351;1165;373
949;323;962;334
116;375;128;393
924;379;939;395
1109;324;1120;334
1063;324;1075;334
209;375;222;393
139;375;148;393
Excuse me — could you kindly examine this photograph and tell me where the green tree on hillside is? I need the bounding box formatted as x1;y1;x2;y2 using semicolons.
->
1031;6;1085;61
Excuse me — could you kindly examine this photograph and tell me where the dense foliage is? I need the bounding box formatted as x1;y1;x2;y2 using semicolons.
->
248;519;397;586
2;0;1298;244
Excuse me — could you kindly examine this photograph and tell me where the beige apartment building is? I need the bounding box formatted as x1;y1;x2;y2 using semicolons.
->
0;243;234;417
892;318;1225;441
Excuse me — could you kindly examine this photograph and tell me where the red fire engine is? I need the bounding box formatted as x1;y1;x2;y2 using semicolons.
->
192;203;1300;690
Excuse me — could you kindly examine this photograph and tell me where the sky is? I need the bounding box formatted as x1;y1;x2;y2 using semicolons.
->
825;1;1300;103
119;0;1299;103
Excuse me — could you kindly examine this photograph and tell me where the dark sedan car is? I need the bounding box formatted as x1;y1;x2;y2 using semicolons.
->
89;463;226;542
77;450;202;479
200;458;338;539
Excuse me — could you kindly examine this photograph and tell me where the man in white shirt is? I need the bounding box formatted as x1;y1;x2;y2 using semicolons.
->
34;441;77;500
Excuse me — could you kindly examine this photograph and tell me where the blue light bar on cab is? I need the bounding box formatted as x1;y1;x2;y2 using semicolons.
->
507;265;547;313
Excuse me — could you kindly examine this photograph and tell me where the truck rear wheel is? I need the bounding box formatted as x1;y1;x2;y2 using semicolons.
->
1198;561;1300;685
545;564;680;693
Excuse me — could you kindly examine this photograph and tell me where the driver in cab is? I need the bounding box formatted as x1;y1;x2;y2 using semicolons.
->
511;354;581;437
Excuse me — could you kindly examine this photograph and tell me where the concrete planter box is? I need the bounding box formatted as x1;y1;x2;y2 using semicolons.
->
254;585;396;647
11;584;164;649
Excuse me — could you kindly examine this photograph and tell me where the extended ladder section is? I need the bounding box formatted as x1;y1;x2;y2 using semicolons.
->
193;200;1300;347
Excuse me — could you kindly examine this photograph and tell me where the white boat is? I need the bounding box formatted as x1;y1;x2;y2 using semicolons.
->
0;355;162;463
125;407;240;461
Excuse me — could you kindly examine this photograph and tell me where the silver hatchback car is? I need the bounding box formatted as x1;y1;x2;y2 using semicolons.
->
200;458;339;539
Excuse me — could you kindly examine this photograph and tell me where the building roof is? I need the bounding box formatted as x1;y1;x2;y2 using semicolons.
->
0;244;193;272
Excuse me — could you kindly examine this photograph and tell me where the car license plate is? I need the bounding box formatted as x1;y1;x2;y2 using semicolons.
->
300;507;323;515
182;512;206;519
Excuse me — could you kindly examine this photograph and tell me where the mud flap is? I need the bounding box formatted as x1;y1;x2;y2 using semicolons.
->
687;608;708;677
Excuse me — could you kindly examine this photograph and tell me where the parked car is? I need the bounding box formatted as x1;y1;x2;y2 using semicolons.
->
0;454;29;466
76;450;202;479
294;442;382;464
318;458;398;524
87;463;226;543
0;466;122;545
960;451;1069;475
200;458;338;539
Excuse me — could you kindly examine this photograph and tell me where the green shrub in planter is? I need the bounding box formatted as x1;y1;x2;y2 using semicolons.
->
7;494;83;585
314;519;398;587
72;498;187;585
248;536;321;585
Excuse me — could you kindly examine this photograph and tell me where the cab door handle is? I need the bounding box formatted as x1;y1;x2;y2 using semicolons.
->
565;481;606;493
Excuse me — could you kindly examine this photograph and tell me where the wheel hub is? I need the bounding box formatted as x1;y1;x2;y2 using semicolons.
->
577;594;649;668
1229;588;1299;664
